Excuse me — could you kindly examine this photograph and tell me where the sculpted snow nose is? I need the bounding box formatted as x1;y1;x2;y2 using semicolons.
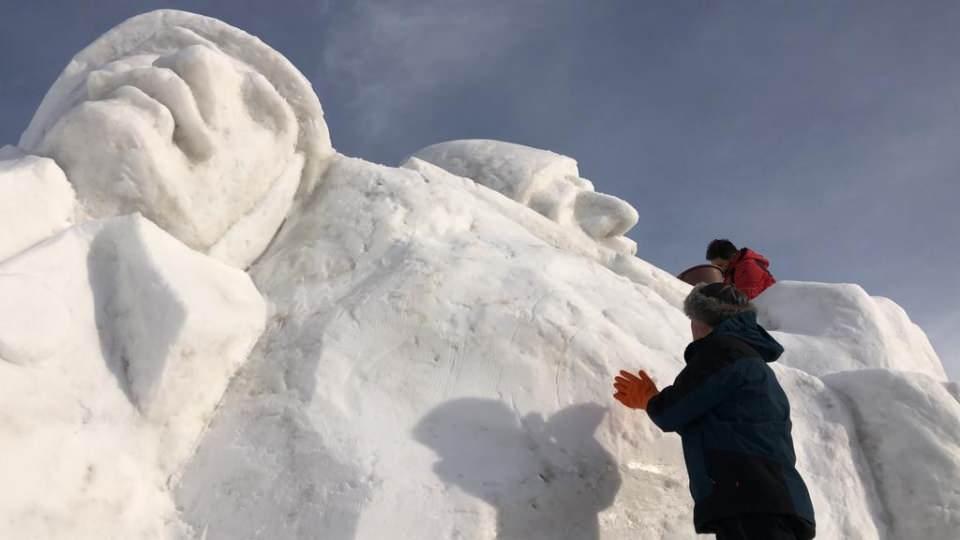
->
573;191;639;239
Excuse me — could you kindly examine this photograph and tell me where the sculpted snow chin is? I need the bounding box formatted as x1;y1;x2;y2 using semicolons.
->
18;10;334;268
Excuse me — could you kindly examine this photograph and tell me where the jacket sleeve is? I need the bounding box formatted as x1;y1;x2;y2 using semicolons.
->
733;260;768;299
645;356;749;432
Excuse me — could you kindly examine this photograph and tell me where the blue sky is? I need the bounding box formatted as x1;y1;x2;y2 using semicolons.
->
1;1;957;378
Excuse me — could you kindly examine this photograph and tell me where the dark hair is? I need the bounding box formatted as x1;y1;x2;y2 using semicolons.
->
706;239;738;261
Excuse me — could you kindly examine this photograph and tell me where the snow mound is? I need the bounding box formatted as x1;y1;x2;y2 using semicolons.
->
409;140;640;255
774;366;888;539
18;10;333;267
825;370;960;540
178;155;695;539
0;214;265;539
177;154;955;540
0;146;75;262
756;281;946;379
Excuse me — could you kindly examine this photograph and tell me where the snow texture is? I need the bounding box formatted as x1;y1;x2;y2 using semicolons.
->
825;370;960;540
773;366;888;539
179;155;696;540
756;281;946;380
1;9;957;540
0;214;265;539
0;146;76;262
18;10;334;267
411;140;640;255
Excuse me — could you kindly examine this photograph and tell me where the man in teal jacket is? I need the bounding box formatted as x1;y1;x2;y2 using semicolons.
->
614;283;815;539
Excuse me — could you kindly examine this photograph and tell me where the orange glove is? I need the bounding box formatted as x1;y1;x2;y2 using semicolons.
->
613;370;660;410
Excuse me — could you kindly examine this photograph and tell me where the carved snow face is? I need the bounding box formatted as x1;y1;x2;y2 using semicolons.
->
525;174;639;254
412;140;639;255
36;42;300;250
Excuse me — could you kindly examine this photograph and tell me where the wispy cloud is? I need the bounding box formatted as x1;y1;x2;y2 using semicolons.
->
321;0;549;135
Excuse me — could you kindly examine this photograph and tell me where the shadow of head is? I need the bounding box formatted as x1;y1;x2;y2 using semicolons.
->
414;398;621;539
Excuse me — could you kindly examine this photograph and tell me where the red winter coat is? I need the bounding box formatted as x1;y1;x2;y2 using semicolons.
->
724;248;776;300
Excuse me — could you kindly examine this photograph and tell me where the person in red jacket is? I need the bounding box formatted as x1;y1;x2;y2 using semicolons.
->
706;239;776;300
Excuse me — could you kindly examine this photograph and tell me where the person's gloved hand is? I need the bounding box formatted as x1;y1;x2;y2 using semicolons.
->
613;370;659;410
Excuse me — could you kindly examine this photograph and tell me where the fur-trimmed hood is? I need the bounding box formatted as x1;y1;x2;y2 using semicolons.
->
683;283;756;327
683;283;783;363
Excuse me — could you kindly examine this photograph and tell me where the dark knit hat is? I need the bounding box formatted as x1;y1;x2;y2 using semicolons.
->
683;282;756;326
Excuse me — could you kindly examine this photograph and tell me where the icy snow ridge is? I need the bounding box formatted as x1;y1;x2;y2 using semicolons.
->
0;9;957;540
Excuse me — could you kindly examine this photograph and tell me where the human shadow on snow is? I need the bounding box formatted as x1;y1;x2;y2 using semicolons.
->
414;399;622;540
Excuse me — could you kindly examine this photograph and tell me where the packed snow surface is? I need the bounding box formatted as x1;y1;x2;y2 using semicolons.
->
1;9;957;540
0;146;76;261
755;281;946;379
0;214;265;539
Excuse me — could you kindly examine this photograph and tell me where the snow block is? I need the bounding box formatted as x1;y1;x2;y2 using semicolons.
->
825;369;960;540
0;214;264;538
0;214;265;457
755;281;946;379
775;366;888;539
85;216;267;432
0;146;75;262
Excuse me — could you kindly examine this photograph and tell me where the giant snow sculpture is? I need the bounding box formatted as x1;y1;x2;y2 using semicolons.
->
0;9;958;540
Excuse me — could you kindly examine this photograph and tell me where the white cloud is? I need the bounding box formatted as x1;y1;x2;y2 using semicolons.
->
322;0;549;135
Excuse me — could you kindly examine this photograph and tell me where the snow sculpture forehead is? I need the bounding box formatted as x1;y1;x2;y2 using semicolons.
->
412;139;639;255
18;10;333;265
